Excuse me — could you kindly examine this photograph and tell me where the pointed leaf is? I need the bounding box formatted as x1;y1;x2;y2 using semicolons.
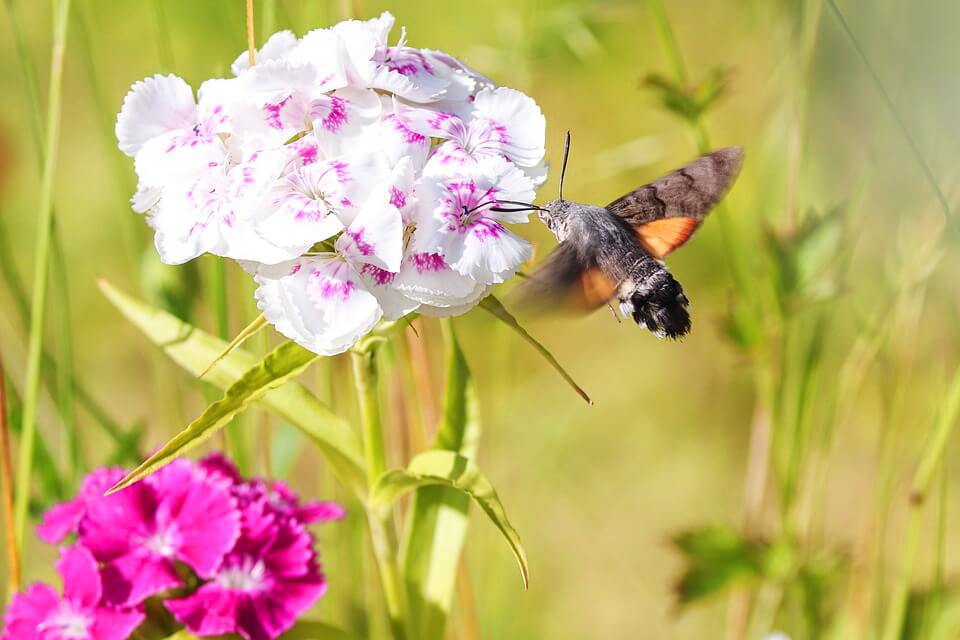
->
479;296;591;404
108;339;318;493
375;450;528;589
98;280;366;496
401;320;481;640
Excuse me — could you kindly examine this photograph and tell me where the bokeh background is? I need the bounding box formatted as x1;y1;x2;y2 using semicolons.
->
2;1;960;638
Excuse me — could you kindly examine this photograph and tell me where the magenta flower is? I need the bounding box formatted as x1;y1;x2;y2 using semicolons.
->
165;500;327;640
37;468;125;545
200;453;346;525
2;545;143;640
78;459;240;606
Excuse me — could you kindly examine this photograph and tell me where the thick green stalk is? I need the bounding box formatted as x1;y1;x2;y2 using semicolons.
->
352;350;408;640
881;362;960;640
14;0;72;550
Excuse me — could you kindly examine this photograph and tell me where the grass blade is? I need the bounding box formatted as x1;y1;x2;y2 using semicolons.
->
14;0;72;551
479;296;591;404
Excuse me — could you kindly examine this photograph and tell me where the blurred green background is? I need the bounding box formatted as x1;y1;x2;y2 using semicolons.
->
3;1;960;638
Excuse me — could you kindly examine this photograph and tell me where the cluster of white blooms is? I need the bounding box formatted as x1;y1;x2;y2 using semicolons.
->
116;12;547;355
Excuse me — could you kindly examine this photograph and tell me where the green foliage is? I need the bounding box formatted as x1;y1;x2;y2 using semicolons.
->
766;206;849;311
672;527;795;605
140;252;201;322
98;280;366;496
373;450;529;590
644;66;733;124
400;321;481;640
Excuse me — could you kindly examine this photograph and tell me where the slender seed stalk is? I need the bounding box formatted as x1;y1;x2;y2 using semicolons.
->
246;0;257;66
14;0;72;551
0;355;20;599
352;349;408;640
826;0;952;225
880;361;960;640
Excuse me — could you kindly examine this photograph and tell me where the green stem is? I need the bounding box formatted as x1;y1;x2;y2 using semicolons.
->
881;361;960;640
352;349;408;640
14;0;72;551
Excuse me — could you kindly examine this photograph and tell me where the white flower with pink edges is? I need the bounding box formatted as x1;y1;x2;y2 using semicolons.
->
115;11;546;355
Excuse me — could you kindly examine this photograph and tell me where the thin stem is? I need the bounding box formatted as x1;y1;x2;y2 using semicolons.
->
881;361;960;640
0;355;20;599
14;0;72;551
352;350;408;640
246;0;256;66
826;0;952;223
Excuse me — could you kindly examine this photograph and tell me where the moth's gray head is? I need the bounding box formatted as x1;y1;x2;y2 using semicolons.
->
539;199;576;241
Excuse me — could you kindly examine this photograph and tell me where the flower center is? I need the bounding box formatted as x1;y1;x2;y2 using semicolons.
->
216;556;267;592
39;604;92;640
144;528;176;557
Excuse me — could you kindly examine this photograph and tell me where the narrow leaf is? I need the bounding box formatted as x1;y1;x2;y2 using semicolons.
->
199;313;267;378
375;450;529;589
401;320;481;639
98;280;366;496
108;340;317;494
480;296;591;404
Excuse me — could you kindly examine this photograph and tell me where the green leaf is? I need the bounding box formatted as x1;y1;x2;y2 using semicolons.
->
479;296;591;405
375;450;529;589
401;320;482;640
98;280;366;497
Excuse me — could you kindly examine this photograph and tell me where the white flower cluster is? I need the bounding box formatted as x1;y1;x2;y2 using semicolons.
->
116;12;547;355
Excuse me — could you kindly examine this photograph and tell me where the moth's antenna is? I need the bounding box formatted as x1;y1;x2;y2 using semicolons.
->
559;131;571;201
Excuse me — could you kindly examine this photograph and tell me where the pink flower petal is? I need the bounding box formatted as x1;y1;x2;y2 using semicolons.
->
57;545;102;610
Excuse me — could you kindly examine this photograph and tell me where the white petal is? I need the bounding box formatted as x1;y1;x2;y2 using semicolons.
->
116;74;196;156
231;30;299;76
471;87;546;166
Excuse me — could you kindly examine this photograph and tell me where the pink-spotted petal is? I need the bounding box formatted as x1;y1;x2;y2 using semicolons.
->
116;74;196;156
392;252;488;309
336;200;403;272
471;86;546;167
454;220;532;284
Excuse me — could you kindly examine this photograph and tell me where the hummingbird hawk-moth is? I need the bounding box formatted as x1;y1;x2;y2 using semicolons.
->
514;134;744;339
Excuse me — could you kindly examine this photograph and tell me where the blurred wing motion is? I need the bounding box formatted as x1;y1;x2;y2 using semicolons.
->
607;146;744;258
516;243;616;312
